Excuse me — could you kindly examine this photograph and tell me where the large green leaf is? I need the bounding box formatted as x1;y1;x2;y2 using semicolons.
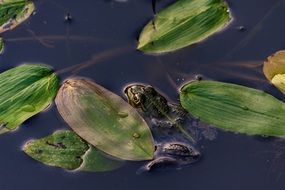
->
0;0;35;33
263;50;285;94
0;64;59;134
23;130;122;172
55;78;155;161
138;0;231;54
180;80;285;137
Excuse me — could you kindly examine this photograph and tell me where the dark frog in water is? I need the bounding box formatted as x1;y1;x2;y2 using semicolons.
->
124;84;216;172
137;142;201;173
125;84;187;128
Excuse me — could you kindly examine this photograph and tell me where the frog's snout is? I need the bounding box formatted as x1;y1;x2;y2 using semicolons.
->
123;86;130;94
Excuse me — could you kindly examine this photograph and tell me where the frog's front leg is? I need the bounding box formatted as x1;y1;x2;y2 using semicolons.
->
151;118;175;129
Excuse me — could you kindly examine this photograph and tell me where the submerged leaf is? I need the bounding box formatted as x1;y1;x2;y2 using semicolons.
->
55;78;155;161
23;130;122;171
80;146;122;172
180;80;285;137
138;0;231;54
263;50;285;94
0;64;59;134
0;0;35;33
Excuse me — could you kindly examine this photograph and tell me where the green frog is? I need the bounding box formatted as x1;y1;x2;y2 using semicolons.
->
125;85;189;130
124;84;216;172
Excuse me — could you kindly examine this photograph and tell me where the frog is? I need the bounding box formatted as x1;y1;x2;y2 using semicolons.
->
124;84;216;172
124;84;217;140
125;84;184;126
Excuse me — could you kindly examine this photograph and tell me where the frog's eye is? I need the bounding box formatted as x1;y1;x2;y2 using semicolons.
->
132;94;141;105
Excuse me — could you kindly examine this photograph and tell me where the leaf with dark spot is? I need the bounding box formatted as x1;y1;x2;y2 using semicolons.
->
23;130;123;172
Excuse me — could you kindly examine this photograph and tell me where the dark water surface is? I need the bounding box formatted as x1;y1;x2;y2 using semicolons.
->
0;0;285;189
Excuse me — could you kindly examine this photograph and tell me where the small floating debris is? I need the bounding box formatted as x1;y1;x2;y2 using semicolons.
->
64;12;72;22
0;38;4;54
236;25;246;32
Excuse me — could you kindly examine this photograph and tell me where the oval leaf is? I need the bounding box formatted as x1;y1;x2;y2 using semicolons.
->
263;50;285;94
0;0;35;33
138;0;231;54
23;130;122;172
180;80;285;137
0;64;59;134
55;78;155;161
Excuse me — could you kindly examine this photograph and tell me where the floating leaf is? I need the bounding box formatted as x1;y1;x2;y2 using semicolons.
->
180;80;285;137
0;64;59;134
263;50;285;94
23;130;122;172
0;0;35;33
0;38;3;54
55;78;155;161
138;0;231;54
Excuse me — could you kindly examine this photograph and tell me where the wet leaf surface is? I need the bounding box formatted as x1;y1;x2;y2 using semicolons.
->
0;64;59;134
180;80;285;137
23;130;122;172
0;0;35;33
55;78;155;161
263;50;285;94
138;0;231;54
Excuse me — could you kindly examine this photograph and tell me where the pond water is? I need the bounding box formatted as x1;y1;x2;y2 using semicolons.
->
0;0;285;189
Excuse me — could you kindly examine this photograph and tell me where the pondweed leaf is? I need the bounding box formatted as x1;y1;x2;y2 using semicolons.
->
23;130;122;172
180;80;285;137
0;64;59;134
138;0;231;54
0;0;35;33
263;50;285;94
55;78;155;161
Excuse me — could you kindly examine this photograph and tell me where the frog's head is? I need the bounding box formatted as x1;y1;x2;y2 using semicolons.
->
124;84;146;108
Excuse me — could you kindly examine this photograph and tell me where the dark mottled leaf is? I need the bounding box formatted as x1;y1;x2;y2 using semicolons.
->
23;130;122;172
